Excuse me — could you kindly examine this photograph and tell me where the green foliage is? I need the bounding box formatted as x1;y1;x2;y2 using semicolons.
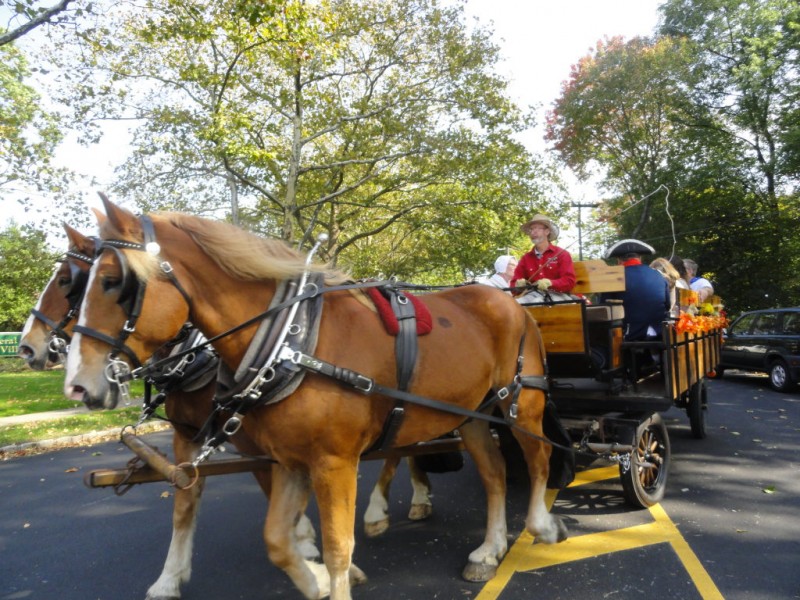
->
548;2;800;314
50;0;559;282
0;223;59;330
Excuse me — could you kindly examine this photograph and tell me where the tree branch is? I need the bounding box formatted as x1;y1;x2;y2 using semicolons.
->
0;0;74;46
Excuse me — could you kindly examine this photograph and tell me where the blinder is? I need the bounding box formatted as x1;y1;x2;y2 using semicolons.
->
64;250;93;307
100;244;143;315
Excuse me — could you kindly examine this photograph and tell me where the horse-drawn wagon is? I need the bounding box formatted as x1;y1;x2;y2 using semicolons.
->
21;194;726;599
524;260;725;507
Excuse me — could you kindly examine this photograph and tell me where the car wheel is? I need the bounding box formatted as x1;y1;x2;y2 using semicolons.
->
769;359;795;393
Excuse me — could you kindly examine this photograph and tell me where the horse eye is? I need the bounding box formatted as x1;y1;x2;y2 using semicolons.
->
57;276;72;288
101;276;122;293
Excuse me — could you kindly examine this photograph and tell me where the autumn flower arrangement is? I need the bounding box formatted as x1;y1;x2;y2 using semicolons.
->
673;299;728;334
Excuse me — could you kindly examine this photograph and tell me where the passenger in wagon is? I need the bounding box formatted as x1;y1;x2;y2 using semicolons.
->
684;258;715;303
600;239;670;341
511;214;576;294
650;256;681;318
477;254;517;292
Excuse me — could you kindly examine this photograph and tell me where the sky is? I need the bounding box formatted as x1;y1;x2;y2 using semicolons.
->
4;0;664;244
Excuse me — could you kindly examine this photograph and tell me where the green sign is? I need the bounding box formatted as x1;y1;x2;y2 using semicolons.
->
0;332;21;357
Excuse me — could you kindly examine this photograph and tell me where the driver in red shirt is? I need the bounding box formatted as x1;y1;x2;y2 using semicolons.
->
511;214;576;294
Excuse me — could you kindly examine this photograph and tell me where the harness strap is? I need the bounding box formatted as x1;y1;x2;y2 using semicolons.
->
285;349;565;451
362;287;419;454
72;324;143;369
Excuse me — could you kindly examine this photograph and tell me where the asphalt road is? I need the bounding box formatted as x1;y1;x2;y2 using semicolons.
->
1;373;799;600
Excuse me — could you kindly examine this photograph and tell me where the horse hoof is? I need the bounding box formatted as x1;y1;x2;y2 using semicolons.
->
462;561;497;582
364;518;389;538
555;515;569;542
534;514;569;544
408;502;432;521
349;563;368;586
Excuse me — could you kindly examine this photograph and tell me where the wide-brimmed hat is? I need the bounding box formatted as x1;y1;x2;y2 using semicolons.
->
520;214;559;241
605;239;655;259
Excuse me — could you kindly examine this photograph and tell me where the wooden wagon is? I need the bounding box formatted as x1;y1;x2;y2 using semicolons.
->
525;260;724;507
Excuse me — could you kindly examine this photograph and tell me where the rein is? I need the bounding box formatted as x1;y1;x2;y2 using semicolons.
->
86;221;575;467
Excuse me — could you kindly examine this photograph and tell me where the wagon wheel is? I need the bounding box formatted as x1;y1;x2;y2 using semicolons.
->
687;379;708;439
619;414;670;508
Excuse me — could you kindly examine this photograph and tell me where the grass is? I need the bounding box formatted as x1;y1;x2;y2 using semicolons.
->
0;357;148;448
0;407;145;447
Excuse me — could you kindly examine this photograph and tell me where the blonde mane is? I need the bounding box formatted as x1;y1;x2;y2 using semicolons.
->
162;212;349;284
100;211;349;285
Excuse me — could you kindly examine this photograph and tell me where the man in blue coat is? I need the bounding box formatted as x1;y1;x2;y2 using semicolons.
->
600;239;670;341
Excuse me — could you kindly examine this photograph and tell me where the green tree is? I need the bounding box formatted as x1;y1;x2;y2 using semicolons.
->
660;0;799;204
659;0;800;311
0;223;58;330
51;0;558;280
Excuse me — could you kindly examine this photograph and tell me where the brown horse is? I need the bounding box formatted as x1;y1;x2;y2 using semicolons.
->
64;197;567;600
19;224;320;600
19;222;440;600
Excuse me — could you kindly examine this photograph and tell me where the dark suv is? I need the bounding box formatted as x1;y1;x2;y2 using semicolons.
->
713;307;800;392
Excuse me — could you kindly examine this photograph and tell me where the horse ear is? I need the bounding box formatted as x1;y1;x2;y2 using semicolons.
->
97;191;141;239
91;207;107;227
63;223;89;248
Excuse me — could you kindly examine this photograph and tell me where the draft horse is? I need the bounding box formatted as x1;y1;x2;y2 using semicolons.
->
19;221;437;600
64;197;567;600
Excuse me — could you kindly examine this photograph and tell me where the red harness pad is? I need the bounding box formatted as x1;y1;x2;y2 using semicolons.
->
366;288;433;336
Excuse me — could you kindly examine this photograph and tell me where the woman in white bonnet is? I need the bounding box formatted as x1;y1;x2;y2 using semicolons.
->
478;254;517;292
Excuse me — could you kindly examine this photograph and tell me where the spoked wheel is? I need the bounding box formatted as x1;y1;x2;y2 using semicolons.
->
619;413;671;508
687;379;708;439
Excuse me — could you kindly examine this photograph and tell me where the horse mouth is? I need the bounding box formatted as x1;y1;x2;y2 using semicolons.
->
70;385;119;411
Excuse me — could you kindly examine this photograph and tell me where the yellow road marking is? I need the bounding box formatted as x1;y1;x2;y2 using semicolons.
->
477;467;724;600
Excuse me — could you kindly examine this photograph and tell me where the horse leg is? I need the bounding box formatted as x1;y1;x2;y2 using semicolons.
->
363;456;398;537
311;457;367;600
248;466;320;561
511;389;568;545
145;435;206;600
264;464;332;600
363;456;432;538
458;419;509;582
406;457;433;521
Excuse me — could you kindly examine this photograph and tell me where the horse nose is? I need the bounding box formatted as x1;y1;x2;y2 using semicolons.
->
17;344;35;362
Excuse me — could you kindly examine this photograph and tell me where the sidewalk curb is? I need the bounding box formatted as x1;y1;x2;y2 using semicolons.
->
0;421;172;460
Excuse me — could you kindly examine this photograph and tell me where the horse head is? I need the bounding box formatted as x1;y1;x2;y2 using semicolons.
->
19;223;99;370
64;196;192;409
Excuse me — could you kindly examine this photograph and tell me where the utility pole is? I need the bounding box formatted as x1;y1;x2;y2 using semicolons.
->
571;202;598;260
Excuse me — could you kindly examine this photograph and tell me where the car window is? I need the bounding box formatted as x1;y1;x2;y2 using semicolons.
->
730;313;757;335
782;312;800;335
752;312;779;335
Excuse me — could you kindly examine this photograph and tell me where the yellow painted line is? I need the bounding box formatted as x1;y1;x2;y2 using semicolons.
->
477;468;724;600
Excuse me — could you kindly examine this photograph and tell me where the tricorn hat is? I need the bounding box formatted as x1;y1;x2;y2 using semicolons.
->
605;239;655;259
520;214;559;241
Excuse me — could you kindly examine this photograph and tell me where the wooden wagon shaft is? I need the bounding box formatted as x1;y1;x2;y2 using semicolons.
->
85;433;475;489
